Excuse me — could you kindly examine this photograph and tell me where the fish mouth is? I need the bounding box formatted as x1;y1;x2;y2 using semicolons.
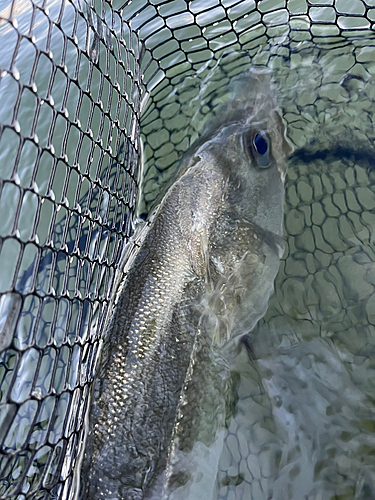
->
258;228;285;258
241;218;284;258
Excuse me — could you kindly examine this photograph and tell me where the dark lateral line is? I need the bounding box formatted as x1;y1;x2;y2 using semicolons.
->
291;146;375;170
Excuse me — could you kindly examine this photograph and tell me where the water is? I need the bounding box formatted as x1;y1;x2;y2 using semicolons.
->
1;0;375;497
136;45;375;499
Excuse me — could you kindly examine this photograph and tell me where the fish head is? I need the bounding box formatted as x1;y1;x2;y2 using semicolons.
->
187;69;293;344
197;68;292;243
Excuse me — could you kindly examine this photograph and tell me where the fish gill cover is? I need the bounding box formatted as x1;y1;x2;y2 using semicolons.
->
0;0;374;499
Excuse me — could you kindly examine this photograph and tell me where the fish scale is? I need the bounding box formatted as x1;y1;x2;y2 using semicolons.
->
80;160;227;500
82;193;204;499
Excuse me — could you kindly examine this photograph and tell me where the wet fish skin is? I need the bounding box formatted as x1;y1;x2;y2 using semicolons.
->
79;70;290;500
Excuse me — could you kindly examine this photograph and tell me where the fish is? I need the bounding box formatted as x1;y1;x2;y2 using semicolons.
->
78;68;291;500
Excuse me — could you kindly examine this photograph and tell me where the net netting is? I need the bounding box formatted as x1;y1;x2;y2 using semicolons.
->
0;0;375;499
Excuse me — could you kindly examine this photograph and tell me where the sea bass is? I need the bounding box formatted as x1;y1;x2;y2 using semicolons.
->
79;69;291;500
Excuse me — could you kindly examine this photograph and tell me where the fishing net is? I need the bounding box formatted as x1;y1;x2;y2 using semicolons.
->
0;0;375;499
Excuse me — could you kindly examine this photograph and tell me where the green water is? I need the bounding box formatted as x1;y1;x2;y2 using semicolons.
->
1;0;375;498
136;43;375;499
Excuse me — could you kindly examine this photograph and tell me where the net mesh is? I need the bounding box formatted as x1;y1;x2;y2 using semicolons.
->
0;0;375;499
0;1;143;498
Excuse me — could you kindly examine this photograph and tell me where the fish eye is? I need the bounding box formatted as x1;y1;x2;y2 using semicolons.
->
243;130;271;169
253;132;268;155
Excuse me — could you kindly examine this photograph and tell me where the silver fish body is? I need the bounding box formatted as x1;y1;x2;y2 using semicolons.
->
79;69;291;500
